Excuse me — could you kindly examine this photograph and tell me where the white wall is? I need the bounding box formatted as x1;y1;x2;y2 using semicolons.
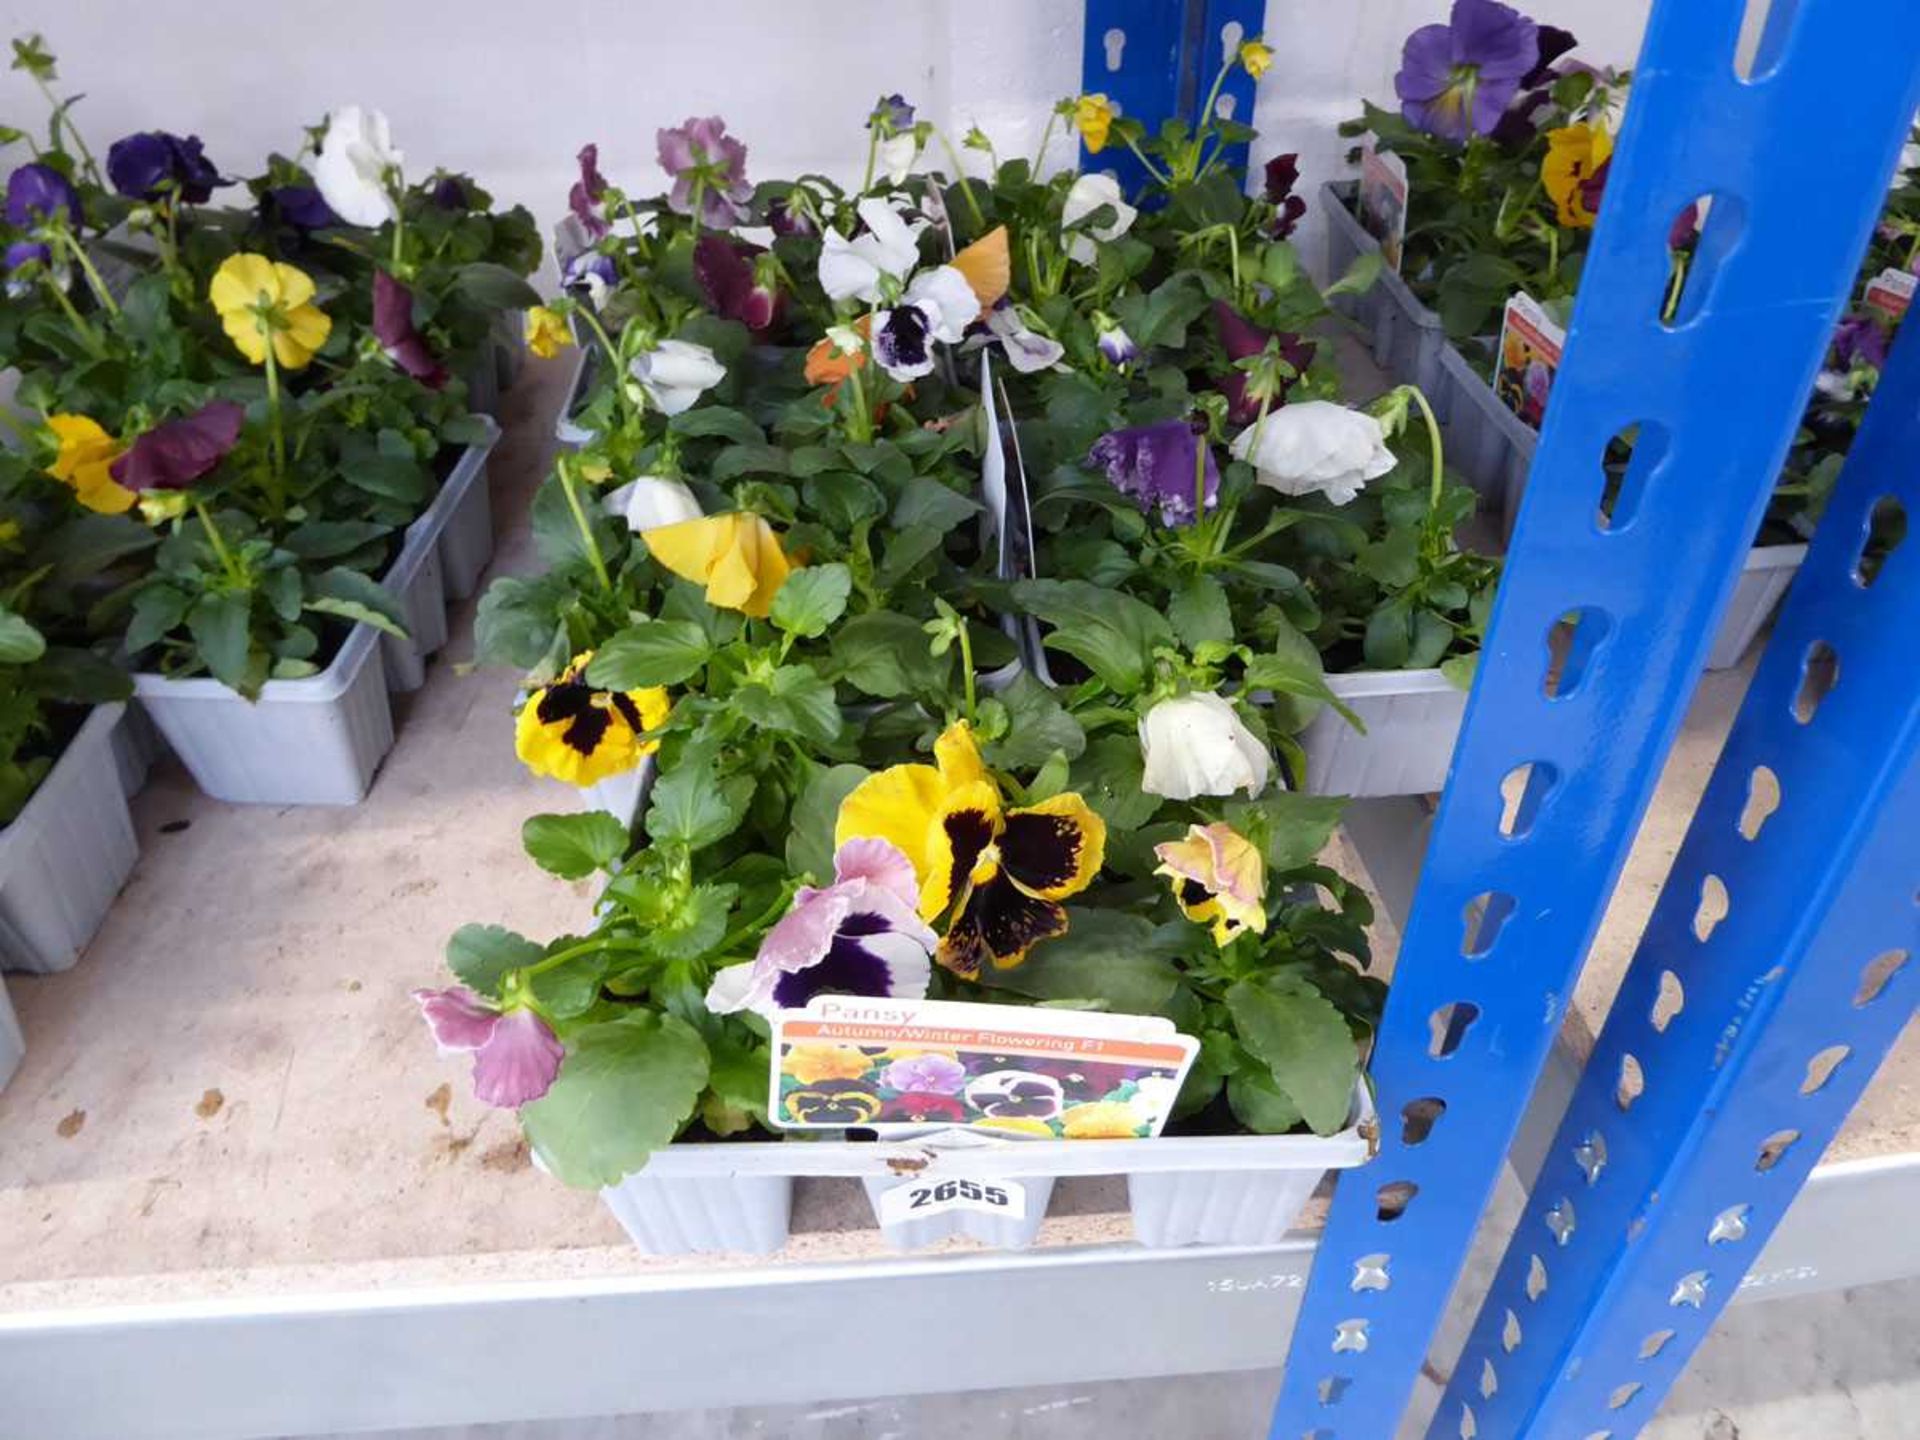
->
0;0;1654;284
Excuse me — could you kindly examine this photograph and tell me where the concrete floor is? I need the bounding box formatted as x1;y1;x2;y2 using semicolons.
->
2;348;1915;1436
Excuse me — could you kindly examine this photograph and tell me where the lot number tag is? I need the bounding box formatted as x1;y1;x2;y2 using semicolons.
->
878;1174;1028;1226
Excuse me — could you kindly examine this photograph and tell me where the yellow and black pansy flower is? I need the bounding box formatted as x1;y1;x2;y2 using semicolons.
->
835;722;1107;979
784;1080;884;1125
514;651;671;787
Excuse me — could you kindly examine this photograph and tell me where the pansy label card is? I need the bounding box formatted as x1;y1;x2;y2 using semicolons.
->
1357;144;1409;272
769;996;1199;1139
1494;291;1566;430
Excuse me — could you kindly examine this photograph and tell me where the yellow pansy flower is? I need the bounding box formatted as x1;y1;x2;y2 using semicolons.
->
642;512;792;618
1061;1101;1143;1139
1542;123;1614;229
835;720;1106;976
1153;822;1268;947
781;1044;871;1084
513;650;671;787
1074;94;1117;154
209;254;332;369
525;305;573;360
46;414;134;514
137;491;190;526
1239;39;1275;79
976;1116;1055;1138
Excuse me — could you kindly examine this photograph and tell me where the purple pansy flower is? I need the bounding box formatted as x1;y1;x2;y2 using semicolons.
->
413;986;565;1109
1263;153;1307;240
105;131;225;204
569;142;609;240
373;270;448;389
768;193;817;238
1395;0;1541;143
1213;301;1316;425
109;400;244;491
882;1053;967;1095
704;838;936;1020
1096;320;1138;367
4;240;50;272
428;173;469;210
1833;313;1891;371
869;94;916;132
1669;197;1702;253
1087;420;1221;527
562;249;617;301
656;116;752;229
965;1070;1064;1120
6;163;80;229
264;185;341;231
692;232;786;341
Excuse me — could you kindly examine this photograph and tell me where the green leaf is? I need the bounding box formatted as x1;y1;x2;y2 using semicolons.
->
1228;1068;1305;1134
522;811;631;879
1356;528;1419;589
829;611;948;698
1011;578;1173;695
873;522;947;593
585;620;711;689
769;564;851;638
1244;621;1362;731
306;567;408;639
1441;652;1480;690
1070;733;1162;832
803;470;887;530
1224;792;1348;874
446;922;544;997
1325;248;1384;299
520;1011;710;1188
704;1030;773;1122
283;520;394;561
1362;603;1412;669
892;474;982;534
648;882;739;962
187;591;252;691
1168;574;1233;650
646;761;752;851
1226;980;1358;1135
734;664;842;745
452;260;544;312
786;763;870;883
981;671;1086;771
30;646;131;703
340;452;431;504
669;406;764;446
0;605;46;664
986;910;1180;1013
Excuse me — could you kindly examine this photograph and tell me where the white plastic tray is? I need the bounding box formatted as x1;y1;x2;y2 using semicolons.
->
0;704;139;973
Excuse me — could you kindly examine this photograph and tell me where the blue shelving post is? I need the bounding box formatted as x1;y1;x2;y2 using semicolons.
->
1080;0;1263;191
1261;2;1920;1436
1433;155;1920;1440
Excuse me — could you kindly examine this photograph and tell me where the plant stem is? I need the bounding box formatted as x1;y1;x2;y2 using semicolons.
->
556;453;615;596
1404;384;1446;517
934;128;985;230
517;934;657;982
574;303;638;430
956;618;977;724
36;76;101;185
1122;132;1171;187
42;270;103;356
53;228;119;317
261;339;289;521
194;501;245;587
1184;57;1236;181
1031;112;1056;174
687;173;707;245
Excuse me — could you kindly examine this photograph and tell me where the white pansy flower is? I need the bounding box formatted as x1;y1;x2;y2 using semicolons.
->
1230;401;1397;507
817;196;927;303
878;131;922;185
1061;173;1139;264
629;339;726;416
1138;692;1271;801
314;105;401;228
602;476;703;533
984;304;1065;373
903;265;979;343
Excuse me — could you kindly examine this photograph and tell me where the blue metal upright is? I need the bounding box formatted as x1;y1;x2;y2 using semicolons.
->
1079;0;1263;191
1265;2;1920;1436
1435;184;1920;1440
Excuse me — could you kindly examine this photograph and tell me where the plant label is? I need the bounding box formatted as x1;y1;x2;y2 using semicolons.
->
876;1173;1030;1226
1357;145;1410;273
1495;292;1567;430
768;995;1198;1138
1864;266;1915;322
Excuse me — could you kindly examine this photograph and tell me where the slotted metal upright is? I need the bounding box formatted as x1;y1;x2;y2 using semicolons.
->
1260;2;1920;1436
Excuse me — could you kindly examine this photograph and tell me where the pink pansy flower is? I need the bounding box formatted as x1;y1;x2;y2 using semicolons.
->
705;838;936;1020
882;1052;968;1095
412;986;564;1109
656;116;752;229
